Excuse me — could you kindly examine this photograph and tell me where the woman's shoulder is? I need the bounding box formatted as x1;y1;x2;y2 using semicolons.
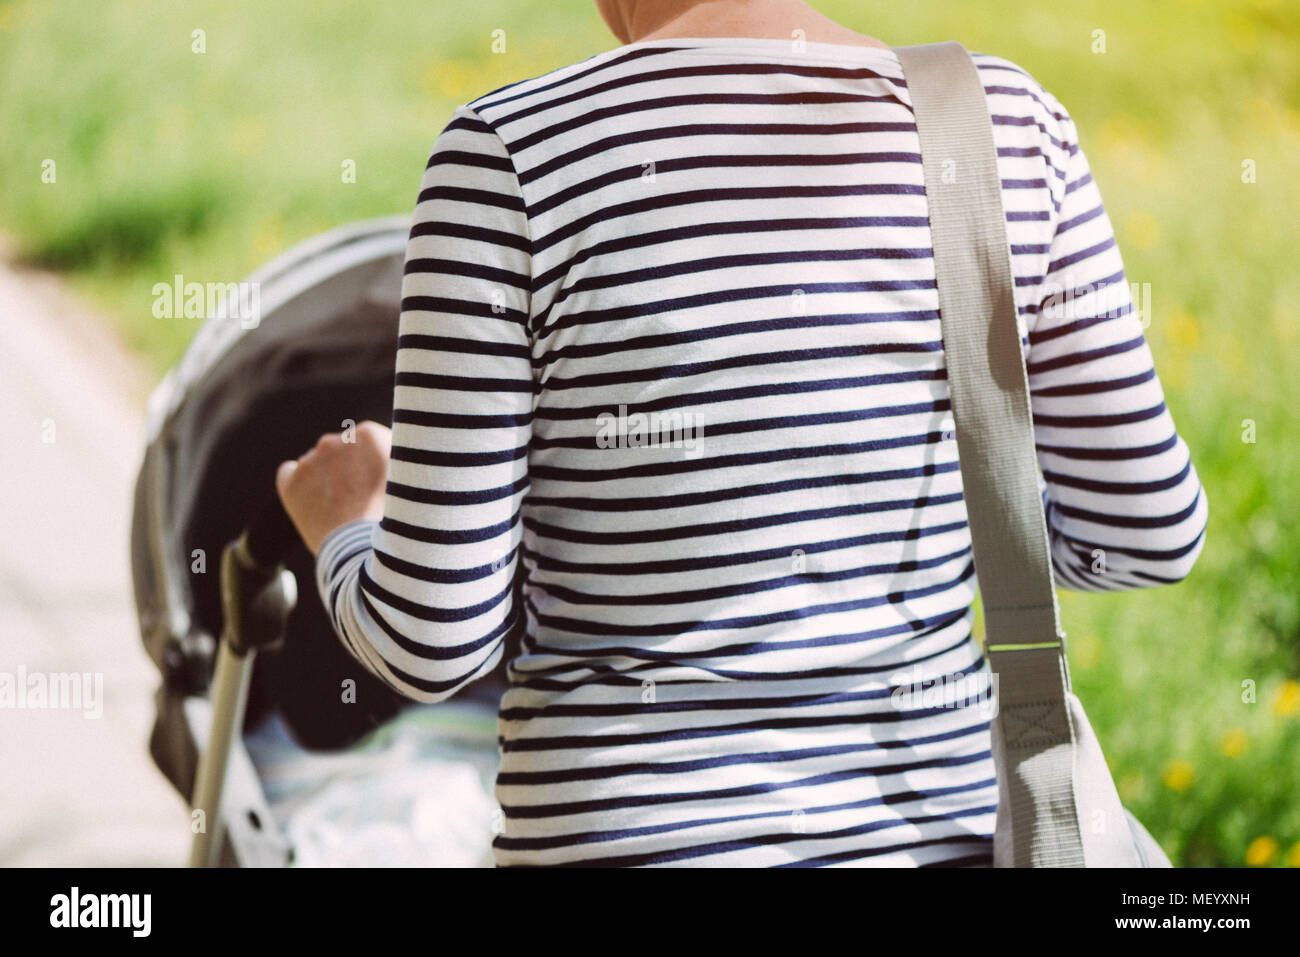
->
453;41;1082;164
968;51;1078;149
968;52;1066;108
464;44;636;121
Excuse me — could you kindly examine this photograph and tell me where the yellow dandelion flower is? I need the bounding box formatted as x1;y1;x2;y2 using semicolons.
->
1123;210;1160;251
1286;842;1300;868
0;0;35;30
1247;96;1282;134
1225;13;1259;56
1274;679;1300;717
422;60;478;102
1245;836;1278;867
1161;759;1195;792
1099;113;1144;151
1218;727;1249;758
1163;306;1201;352
251;215;287;261
230;116;268;157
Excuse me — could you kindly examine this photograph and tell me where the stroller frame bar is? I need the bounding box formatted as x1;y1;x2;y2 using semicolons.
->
189;533;297;867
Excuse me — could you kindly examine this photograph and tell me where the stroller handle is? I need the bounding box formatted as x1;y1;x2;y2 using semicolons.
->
242;493;301;570
193;492;299;867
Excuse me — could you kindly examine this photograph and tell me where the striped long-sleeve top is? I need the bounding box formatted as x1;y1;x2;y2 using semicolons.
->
315;36;1208;867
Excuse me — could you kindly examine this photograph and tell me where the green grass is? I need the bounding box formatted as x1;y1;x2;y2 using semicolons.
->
3;0;1297;867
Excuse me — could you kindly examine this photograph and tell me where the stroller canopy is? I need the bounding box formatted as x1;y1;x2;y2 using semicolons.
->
130;216;504;793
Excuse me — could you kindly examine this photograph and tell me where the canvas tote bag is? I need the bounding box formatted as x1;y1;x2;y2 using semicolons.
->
892;41;1171;867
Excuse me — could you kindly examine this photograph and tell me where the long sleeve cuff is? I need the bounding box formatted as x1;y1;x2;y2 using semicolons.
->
314;518;380;624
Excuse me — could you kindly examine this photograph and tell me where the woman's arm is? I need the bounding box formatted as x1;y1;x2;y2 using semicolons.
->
281;104;533;701
1026;98;1208;591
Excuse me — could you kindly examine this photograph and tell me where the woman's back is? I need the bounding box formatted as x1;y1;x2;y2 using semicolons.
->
315;38;1208;866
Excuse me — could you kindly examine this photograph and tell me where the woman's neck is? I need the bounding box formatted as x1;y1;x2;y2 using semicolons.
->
624;0;889;50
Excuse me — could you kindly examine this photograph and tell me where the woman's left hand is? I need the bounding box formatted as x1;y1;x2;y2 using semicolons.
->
275;420;392;555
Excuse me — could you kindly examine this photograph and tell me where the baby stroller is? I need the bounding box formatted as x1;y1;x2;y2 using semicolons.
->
130;216;509;867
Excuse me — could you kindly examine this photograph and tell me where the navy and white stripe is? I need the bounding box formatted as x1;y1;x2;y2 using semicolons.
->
315;37;1208;866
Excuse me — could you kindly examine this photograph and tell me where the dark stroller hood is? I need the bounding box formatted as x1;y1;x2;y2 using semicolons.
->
132;215;406;680
130;216;507;793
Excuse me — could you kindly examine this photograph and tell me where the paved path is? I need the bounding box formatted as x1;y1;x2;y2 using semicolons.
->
0;248;190;866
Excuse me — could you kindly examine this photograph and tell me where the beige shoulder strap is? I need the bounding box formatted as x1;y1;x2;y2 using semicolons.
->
894;41;1085;866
